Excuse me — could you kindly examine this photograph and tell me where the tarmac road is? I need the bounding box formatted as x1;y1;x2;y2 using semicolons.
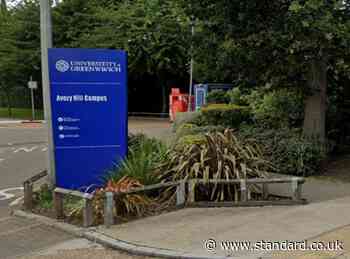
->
0;125;47;217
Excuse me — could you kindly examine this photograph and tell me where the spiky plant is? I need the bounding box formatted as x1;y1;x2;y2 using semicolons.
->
65;176;155;225
156;129;275;202
108;176;155;219
106;136;167;186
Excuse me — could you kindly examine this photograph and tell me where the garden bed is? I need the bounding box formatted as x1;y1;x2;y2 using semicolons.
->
22;171;306;229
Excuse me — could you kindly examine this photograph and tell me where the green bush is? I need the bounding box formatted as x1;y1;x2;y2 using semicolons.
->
201;104;250;128
173;124;225;149
175;123;225;138
238;125;327;176
245;88;304;128
206;90;230;104
34;184;53;210
172;111;204;132
107;135;167;185
176;134;207;149
227;88;247;105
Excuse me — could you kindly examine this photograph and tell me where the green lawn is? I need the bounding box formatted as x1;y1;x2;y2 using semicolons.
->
0;107;44;120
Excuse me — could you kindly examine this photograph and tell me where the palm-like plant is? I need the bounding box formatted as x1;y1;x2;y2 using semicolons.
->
156;129;274;201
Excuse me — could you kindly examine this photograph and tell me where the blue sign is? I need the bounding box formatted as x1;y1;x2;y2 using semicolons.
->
194;84;208;111
48;48;128;190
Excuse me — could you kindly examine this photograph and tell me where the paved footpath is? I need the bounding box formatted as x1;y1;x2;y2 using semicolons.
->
0;215;100;259
97;189;350;258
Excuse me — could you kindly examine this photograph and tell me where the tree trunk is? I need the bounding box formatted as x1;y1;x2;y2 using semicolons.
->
303;58;327;142
161;83;168;116
0;0;7;13
5;91;12;117
158;74;168;117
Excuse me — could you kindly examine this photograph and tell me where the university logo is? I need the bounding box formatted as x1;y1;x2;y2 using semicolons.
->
55;60;70;72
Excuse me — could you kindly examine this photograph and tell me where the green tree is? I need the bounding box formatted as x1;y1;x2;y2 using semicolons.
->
286;0;350;141
77;0;190;114
184;0;350;142
0;0;41;113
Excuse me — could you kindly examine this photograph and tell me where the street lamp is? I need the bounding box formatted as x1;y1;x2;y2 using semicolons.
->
188;16;195;112
40;0;56;186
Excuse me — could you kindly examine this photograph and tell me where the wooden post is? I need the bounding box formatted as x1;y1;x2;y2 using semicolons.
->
187;180;195;203
23;182;33;210
53;191;64;219
83;198;94;228
292;178;302;201
176;181;186;206
262;183;269;200
104;192;114;228
240;179;248;202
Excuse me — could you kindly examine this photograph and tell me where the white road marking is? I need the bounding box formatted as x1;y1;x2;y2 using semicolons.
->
9;196;24;206
14;146;38;153
42;147;48;152
0;187;24;201
0;158;4;162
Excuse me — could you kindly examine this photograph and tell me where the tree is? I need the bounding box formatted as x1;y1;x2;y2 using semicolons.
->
0;0;18;115
1;0;6;13
286;0;350;141
76;0;190;114
0;0;41;114
183;0;350;142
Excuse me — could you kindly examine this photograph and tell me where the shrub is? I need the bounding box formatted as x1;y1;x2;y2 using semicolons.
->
104;176;155;218
172;111;204;132
227;87;246;105
238;125;327;176
175;123;225;139
206;90;230;104
176;134;207;149
173;123;226;149
245;88;304;128
156;129;274;201
33;184;53;210
201;104;250;128
66;177;155;225
107;135;167;186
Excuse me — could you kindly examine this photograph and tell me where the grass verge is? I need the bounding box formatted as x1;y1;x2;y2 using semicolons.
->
0;107;44;120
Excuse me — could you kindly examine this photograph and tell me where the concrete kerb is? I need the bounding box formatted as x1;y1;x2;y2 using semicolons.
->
21;120;45;124
0;120;23;124
0;120;45;125
12;209;232;259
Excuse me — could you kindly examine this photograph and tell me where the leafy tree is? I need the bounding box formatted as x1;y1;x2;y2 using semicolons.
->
286;0;350;141
0;0;41;114
0;1;20;114
77;0;190;113
184;0;350;142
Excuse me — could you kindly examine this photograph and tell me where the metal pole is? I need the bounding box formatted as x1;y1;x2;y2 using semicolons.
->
40;0;56;187
30;89;35;121
29;76;35;121
188;20;195;112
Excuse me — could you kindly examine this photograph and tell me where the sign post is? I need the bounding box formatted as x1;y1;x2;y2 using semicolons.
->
28;77;38;121
40;0;55;187
48;48;128;190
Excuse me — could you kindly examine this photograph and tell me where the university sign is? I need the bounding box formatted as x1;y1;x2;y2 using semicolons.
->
55;59;122;73
48;48;128;190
